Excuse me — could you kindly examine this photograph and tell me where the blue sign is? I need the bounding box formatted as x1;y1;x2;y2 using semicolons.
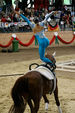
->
0;8;2;12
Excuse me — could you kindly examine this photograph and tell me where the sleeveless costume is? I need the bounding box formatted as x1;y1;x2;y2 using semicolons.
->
20;11;54;66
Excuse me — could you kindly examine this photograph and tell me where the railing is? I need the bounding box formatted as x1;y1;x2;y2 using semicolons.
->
0;21;74;33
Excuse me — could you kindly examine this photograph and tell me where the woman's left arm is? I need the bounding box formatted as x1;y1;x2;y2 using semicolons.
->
42;11;57;25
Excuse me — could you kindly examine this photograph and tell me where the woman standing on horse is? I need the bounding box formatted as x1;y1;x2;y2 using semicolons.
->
15;10;56;67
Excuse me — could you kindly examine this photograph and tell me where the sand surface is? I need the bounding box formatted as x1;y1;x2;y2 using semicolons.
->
0;46;75;113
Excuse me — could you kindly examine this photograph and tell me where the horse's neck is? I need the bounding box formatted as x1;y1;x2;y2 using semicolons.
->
32;24;44;34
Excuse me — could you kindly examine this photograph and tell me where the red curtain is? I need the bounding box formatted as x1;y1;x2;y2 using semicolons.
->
34;0;49;10
34;0;40;10
44;0;49;9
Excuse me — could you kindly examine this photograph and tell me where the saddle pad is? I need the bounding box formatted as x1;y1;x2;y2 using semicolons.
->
33;66;54;80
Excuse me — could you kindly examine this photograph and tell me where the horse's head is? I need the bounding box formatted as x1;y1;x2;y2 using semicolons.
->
45;52;56;64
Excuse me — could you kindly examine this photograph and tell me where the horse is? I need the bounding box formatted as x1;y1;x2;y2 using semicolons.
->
8;53;62;113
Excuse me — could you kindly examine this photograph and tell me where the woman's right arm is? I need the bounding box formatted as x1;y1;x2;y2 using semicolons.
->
14;11;34;28
20;14;31;25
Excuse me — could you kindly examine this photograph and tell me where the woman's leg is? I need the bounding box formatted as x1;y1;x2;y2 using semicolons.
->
39;45;53;64
35;35;53;65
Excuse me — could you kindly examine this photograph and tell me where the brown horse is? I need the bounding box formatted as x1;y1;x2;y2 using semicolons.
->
8;53;62;113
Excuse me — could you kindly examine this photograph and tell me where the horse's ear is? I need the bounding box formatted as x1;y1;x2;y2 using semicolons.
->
52;51;56;57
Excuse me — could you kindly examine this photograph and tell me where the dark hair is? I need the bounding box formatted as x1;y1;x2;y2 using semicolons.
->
34;18;39;24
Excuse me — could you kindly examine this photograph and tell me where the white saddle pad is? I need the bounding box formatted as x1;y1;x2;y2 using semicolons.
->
33;66;54;80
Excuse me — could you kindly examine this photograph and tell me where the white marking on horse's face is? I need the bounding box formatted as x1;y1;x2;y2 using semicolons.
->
52;51;56;57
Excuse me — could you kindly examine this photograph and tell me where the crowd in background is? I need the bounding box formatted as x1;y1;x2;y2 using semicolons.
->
0;4;75;33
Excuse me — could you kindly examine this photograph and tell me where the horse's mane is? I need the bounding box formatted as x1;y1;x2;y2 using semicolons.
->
45;53;56;64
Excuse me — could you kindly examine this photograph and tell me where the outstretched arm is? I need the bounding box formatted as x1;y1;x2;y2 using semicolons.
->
42;11;57;24
14;11;34;28
45;11;54;20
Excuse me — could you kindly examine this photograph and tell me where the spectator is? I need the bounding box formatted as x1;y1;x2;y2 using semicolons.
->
59;10;65;30
1;15;7;23
34;9;39;17
38;14;43;22
30;14;34;22
6;15;11;22
13;13;18;22
1;15;7;29
14;0;19;8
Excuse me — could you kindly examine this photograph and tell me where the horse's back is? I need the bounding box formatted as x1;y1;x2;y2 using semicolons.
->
23;71;44;97
25;71;54;95
12;70;54;100
25;71;43;88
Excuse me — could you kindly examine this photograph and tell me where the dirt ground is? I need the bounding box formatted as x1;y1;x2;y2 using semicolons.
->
0;46;75;113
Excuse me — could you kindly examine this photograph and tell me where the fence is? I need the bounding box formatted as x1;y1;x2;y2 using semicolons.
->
0;31;75;51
